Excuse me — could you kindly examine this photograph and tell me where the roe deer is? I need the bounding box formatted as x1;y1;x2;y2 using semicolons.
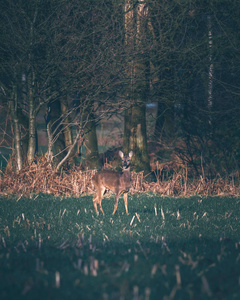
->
92;150;133;215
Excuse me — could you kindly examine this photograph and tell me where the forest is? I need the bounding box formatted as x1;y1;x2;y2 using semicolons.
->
0;0;240;192
1;2;240;299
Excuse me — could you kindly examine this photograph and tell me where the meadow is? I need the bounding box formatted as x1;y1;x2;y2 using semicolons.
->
0;193;240;299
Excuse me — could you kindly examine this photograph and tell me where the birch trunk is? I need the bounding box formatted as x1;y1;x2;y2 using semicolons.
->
10;95;23;172
27;92;36;164
60;97;76;167
207;15;213;113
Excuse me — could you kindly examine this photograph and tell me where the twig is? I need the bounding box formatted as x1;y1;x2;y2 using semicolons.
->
137;240;148;260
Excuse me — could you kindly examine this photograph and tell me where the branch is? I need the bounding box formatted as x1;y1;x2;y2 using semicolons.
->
55;127;82;172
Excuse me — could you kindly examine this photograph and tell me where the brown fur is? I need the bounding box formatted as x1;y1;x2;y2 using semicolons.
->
92;151;133;215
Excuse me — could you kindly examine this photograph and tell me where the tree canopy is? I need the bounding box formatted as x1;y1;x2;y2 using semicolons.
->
0;0;239;176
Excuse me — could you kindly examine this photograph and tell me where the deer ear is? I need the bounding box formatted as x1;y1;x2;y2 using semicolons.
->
119;151;124;159
129;151;133;158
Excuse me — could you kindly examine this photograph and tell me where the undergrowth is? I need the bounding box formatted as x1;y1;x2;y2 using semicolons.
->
0;157;239;197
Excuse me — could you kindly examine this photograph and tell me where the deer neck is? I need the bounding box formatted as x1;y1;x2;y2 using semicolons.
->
119;166;131;191
122;166;131;179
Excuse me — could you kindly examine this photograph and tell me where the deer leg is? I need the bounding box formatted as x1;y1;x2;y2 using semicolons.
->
92;193;99;215
123;192;129;215
92;177;99;215
112;193;120;215
98;186;105;215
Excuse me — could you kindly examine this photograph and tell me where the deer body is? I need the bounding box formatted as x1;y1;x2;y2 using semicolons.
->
92;151;133;215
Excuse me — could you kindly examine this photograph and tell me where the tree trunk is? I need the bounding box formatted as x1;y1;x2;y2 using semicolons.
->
27;92;36;164
60;97;76;167
128;104;151;174
154;101;165;140
55;127;82;172
123;1;151;175
82;106;101;170
123;107;132;155
10;96;23;172
46;99;66;165
154;101;175;141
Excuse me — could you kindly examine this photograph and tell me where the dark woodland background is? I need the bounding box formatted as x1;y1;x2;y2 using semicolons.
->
0;0;240;182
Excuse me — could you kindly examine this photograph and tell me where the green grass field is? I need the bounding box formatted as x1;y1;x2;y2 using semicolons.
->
0;193;240;299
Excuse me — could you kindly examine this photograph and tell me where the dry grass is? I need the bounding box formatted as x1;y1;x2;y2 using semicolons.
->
0;156;240;197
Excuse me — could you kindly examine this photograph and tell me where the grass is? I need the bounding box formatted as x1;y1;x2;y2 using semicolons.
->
0;193;240;299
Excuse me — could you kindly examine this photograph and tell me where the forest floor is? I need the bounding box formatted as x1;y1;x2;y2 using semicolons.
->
0;193;240;299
